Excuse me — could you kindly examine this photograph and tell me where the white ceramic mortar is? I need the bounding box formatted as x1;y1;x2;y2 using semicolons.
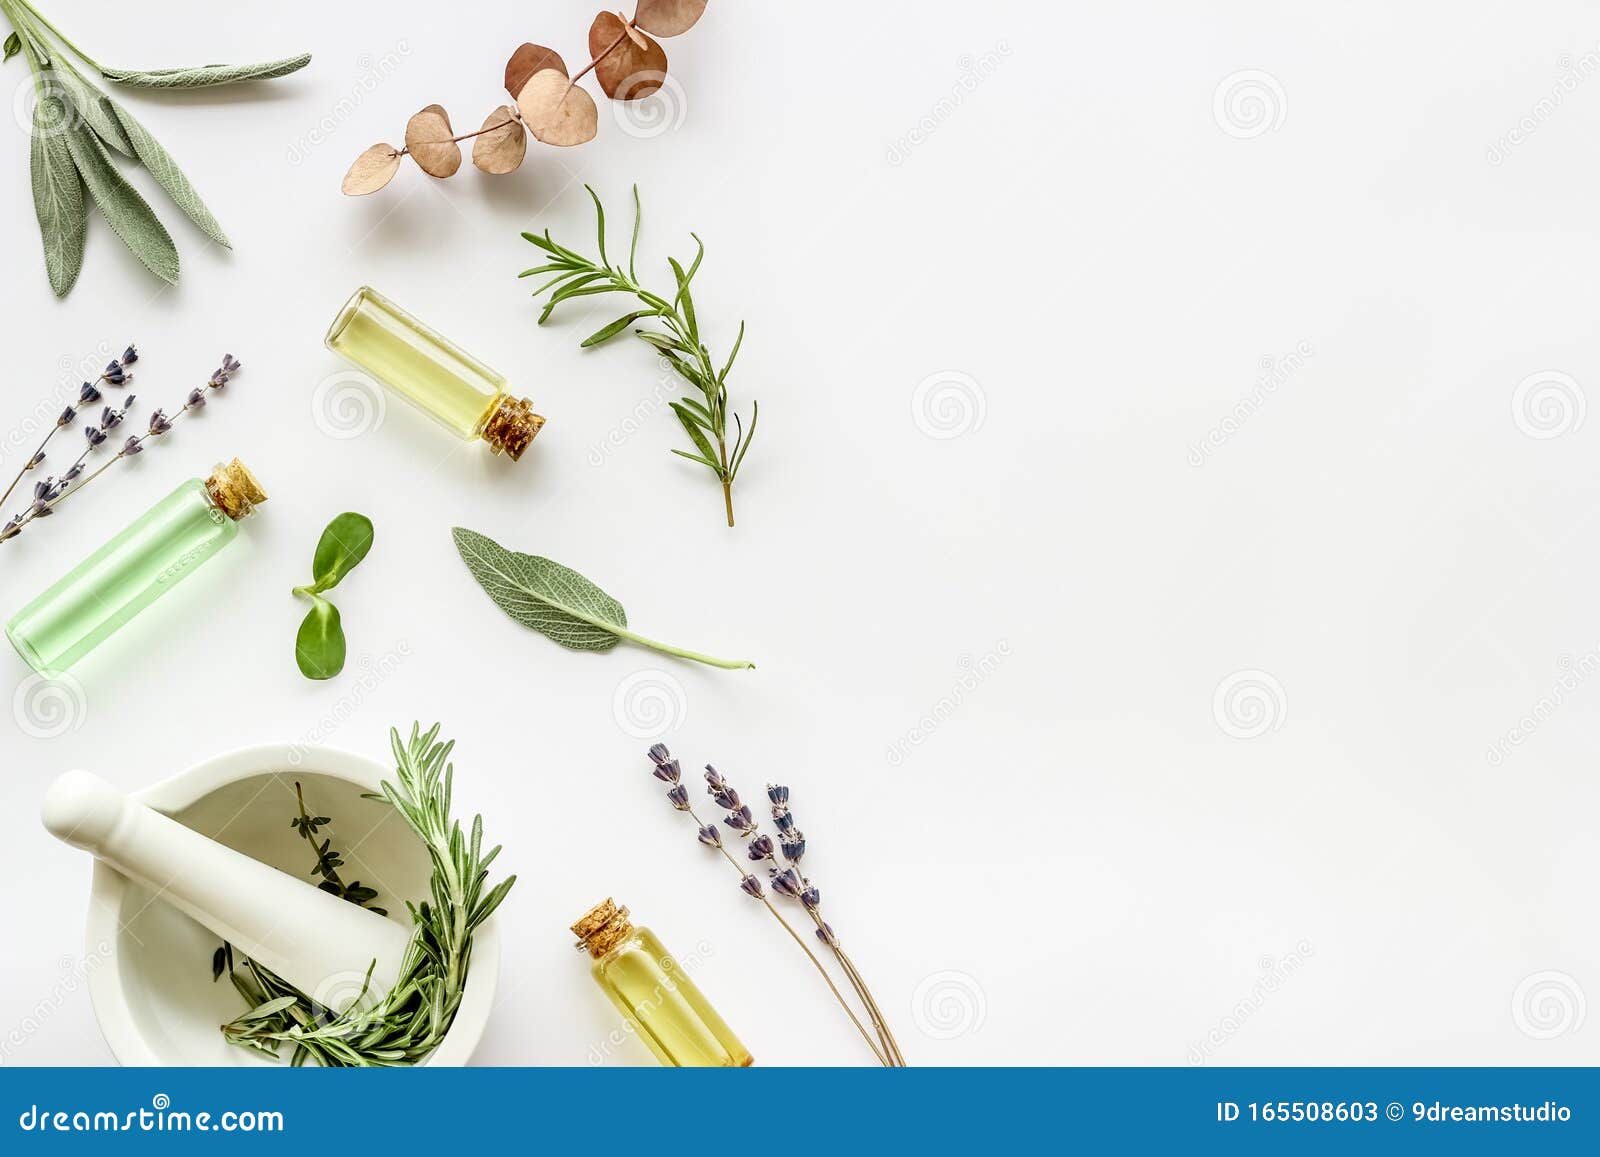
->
74;743;501;1066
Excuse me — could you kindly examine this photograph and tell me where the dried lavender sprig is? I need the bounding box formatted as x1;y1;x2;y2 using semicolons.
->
0;344;135;514
2;354;240;544
646;743;893;1066
767;781;906;1065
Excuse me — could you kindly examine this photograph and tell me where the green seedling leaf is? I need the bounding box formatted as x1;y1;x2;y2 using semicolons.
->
309;512;374;593
294;596;345;680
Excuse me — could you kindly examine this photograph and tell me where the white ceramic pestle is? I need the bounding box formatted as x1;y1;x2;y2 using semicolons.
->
42;769;412;1013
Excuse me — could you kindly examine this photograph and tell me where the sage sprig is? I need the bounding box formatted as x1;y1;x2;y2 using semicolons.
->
219;725;515;1067
292;513;374;681
0;0;309;295
453;526;754;669
520;186;758;527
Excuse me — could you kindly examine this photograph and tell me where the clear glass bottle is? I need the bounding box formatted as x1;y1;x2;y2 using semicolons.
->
6;459;266;674
572;898;752;1067
324;285;545;460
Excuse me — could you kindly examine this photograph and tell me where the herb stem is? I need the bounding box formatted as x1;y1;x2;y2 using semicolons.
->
14;0;98;69
611;623;753;669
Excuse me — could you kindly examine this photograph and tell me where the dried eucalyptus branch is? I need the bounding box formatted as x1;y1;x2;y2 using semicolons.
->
522;186;757;527
647;744;902;1065
1;354;239;546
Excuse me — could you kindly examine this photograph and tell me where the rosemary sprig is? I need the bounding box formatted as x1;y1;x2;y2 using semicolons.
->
218;724;516;1067
521;185;758;528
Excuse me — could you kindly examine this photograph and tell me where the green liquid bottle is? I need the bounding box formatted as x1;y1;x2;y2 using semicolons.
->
572;898;753;1067
6;459;267;674
324;286;545;460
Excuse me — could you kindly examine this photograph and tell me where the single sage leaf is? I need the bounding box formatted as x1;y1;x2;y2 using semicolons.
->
106;99;229;246
452;526;754;668
49;67;133;155
310;512;374;592
100;53;312;89
295;597;346;680
30;96;87;297
3;31;20;63
63;121;178;284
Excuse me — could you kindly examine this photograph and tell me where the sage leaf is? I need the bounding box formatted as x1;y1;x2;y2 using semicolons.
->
63;121;178;284
3;32;20;64
295;596;346;680
49;67;133;155
106;99;229;246
452;526;754;669
30;96;86;297
309;512;374;593
100;52;312;89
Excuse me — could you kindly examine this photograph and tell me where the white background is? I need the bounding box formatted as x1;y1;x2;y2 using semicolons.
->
0;0;1596;1066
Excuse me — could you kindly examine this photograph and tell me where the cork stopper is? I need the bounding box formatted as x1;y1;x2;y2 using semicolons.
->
482;395;545;461
572;898;634;958
204;458;267;520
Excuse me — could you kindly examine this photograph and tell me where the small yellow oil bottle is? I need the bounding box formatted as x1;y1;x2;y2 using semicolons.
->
324;286;545;460
572;898;753;1067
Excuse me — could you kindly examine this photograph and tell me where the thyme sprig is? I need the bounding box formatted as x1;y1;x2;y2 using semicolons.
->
218;724;516;1067
521;185;757;527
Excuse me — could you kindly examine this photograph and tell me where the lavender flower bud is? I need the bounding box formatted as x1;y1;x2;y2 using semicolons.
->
696;824;722;848
61;463;82;482
739;874;765;899
186;388;206;409
103;360;126;385
710;784;741;810
56;406;75;427
83;425;105;446
704;764;726;791
101;406;122;430
647;743;671;763
770;868;803;898
666;784;690;811
773;810;796;835
78;382;100;403
33;478;51;500
723;805;755;835
0;518;18;542
26;451;44;469
781;838;806;865
767;784;789;807
121;436;142;455
222;354;240;374
30;499;52;517
121;344;138;365
652;758;681;784
147;410;171;435
800;886;821;910
747;834;774;860
815;922;837;946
